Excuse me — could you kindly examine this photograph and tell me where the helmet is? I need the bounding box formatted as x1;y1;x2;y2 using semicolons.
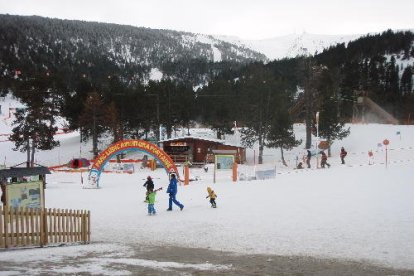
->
147;176;152;180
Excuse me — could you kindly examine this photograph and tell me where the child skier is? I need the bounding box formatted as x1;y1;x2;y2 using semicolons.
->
147;187;162;215
206;187;217;208
320;151;331;168
340;147;347;164
143;176;154;202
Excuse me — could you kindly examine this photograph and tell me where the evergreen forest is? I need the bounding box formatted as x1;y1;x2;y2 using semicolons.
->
1;14;413;163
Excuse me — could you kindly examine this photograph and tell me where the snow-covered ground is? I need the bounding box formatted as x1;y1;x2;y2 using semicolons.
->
1;94;414;274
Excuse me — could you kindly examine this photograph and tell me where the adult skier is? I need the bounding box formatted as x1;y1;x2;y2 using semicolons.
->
166;174;184;211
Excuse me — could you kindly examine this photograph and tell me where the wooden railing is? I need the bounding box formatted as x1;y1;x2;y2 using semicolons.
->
0;206;90;248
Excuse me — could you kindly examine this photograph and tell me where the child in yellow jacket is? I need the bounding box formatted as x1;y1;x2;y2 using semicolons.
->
206;187;217;208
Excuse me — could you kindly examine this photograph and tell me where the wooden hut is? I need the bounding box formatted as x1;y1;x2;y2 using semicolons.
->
160;136;246;165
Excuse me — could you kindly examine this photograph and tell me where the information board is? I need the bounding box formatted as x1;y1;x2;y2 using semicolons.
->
6;181;44;208
215;155;234;170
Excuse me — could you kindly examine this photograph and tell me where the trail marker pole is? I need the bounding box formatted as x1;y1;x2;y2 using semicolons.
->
383;139;389;168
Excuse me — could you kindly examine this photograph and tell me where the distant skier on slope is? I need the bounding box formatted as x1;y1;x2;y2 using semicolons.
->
340;147;347;164
306;150;312;168
320;151;330;168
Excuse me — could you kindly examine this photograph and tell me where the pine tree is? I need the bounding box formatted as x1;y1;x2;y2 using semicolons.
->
105;102;123;143
317;69;350;156
78;91;106;158
9;90;60;167
238;64;295;164
267;109;301;166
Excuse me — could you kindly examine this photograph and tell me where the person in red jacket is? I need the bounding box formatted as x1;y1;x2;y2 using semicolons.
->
320;151;330;168
340;147;347;164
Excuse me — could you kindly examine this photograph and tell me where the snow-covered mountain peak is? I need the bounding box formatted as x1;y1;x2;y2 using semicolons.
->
218;32;361;60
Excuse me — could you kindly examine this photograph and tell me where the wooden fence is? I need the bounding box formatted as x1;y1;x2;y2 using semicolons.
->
0;206;90;248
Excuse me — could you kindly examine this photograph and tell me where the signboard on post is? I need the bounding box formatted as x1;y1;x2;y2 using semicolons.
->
215;155;234;170
214;155;235;183
6;181;44;209
383;139;390;168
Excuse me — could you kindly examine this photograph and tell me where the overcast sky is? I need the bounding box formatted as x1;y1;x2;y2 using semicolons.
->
0;0;413;40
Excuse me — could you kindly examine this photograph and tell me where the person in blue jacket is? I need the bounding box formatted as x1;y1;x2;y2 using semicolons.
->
166;174;184;211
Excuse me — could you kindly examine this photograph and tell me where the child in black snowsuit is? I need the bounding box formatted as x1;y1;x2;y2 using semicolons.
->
306;150;312;168
340;147;347;164
143;176;154;202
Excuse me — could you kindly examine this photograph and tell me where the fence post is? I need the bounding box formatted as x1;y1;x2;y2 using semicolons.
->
4;205;9;248
232;162;238;182
0;206;4;248
81;210;90;244
39;208;48;247
80;210;84;243
87;210;90;243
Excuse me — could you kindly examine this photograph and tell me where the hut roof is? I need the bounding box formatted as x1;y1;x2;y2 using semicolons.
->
160;136;243;148
0;166;51;179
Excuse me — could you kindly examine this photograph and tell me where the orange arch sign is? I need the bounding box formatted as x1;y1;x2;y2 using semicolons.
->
85;140;179;188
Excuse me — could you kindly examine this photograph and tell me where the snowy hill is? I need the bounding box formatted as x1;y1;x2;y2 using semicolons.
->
218;32;361;60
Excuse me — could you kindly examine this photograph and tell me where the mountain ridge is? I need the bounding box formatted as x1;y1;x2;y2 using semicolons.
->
0;14;267;85
217;32;362;60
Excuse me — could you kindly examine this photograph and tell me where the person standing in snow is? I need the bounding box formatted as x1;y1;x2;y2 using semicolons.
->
340;147;347;164
147;187;162;215
143;176;154;202
166;174;184;211
206;187;217;208
320;151;330;168
306;150;312;168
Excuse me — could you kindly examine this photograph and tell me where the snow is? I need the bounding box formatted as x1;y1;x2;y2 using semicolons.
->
149;67;163;82
211;45;222;62
180;34;223;62
218;32;361;60
1;94;414;274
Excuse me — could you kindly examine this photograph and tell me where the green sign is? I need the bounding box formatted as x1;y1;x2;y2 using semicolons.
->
6;181;44;208
215;155;234;170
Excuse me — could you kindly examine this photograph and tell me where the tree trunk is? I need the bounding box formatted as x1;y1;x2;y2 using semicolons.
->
30;140;35;167
26;140;31;168
92;132;98;158
92;111;98;158
327;138;331;157
305;118;312;149
280;147;287;166
258;144;264;164
166;125;172;139
258;133;264;164
216;130;222;140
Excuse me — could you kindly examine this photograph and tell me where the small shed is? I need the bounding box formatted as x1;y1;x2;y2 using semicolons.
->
160;136;246;165
0;166;51;208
